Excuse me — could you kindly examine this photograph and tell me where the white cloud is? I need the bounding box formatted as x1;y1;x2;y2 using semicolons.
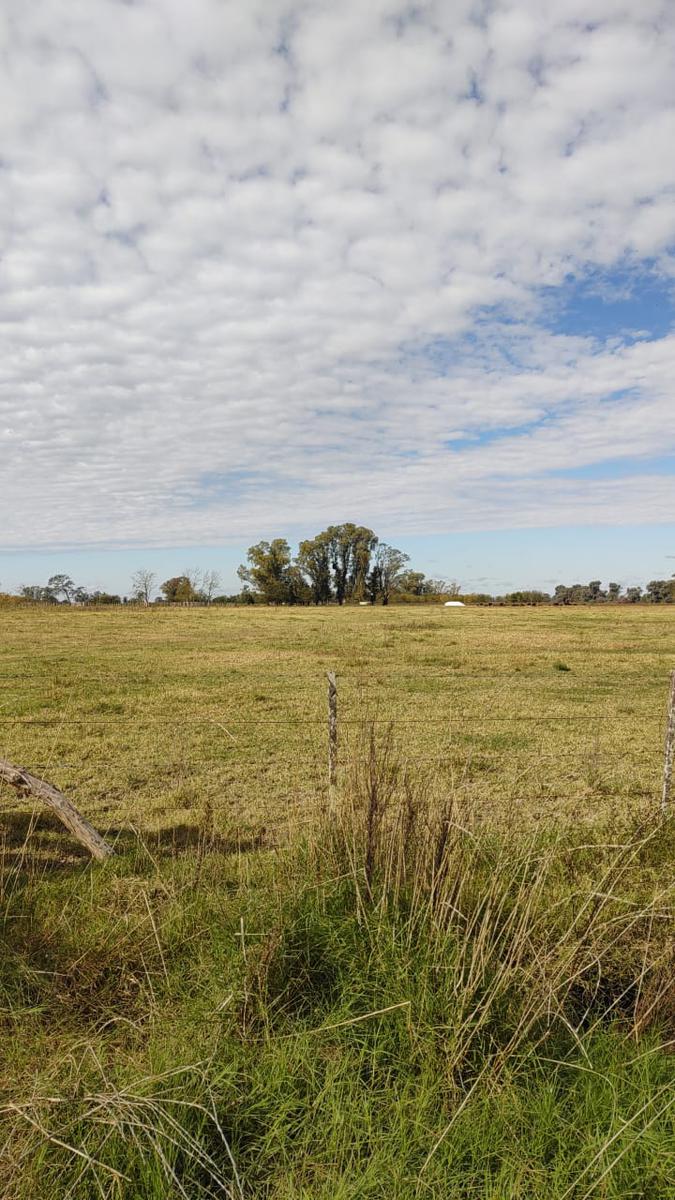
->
1;0;675;550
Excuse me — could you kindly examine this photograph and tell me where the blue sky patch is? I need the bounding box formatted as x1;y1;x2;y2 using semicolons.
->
545;265;675;343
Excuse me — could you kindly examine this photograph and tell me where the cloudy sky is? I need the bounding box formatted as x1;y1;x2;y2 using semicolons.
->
2;0;675;593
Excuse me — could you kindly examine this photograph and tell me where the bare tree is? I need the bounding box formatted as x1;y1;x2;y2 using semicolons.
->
367;544;409;605
202;569;221;604
131;568;156;606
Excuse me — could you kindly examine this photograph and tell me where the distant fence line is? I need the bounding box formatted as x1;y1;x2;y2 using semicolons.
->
3;597;675;609
1;669;673;828
316;670;675;819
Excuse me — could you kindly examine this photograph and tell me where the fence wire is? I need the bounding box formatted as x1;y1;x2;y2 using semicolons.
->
0;664;671;848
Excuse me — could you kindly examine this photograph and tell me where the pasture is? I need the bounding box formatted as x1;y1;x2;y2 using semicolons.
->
1;604;674;1198
2;603;674;844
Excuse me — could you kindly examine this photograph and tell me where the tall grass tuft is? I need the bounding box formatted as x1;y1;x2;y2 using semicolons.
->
248;728;675;1184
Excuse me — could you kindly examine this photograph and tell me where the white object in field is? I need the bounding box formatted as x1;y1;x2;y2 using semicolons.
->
359;601;370;606
444;600;465;607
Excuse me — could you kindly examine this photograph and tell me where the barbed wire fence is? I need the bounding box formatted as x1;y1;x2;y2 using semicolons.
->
0;664;673;859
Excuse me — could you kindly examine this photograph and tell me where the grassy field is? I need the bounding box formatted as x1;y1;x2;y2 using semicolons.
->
1;605;674;1197
1;603;675;843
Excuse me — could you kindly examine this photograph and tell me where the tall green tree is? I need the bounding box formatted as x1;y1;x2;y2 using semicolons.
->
586;580;606;602
296;534;333;604
160;575;201;604
646;578;675;603
398;570;428;596
285;565;312;606
323;523;378;604
237;540;300;604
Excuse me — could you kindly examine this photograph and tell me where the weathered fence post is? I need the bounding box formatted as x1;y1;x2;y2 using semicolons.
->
662;670;675;815
327;671;338;799
0;758;114;860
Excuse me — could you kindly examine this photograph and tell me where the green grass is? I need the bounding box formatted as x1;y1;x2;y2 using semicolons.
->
1;603;674;844
2;795;674;1198
1;606;674;1196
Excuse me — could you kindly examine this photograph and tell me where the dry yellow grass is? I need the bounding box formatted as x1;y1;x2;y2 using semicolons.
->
1;603;674;853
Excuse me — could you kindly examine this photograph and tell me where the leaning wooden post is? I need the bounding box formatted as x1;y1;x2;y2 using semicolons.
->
327;671;338;801
0;759;114;861
662;671;675;815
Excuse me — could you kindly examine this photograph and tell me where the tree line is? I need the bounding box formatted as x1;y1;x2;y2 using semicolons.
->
1;525;453;607
2;568;222;607
552;580;675;605
2;531;674;607
460;580;675;605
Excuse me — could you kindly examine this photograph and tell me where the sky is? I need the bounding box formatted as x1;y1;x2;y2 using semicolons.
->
1;0;675;596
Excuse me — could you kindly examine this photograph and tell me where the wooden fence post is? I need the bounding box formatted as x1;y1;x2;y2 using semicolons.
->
662;670;675;815
0;758;114;860
327;671;338;798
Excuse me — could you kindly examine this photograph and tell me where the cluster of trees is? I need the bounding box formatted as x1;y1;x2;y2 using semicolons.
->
151;569;222;605
464;590;552;606
551;579;675;605
235;540;675;607
4;527;451;607
16;575;122;605
4;549;674;609
236;524;451;606
462;579;675;606
5;569;223;607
